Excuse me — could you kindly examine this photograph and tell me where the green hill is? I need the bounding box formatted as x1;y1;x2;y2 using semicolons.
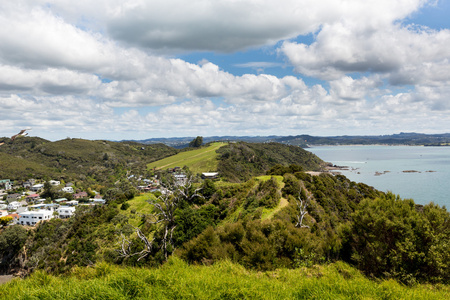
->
0;136;177;184
217;142;324;182
148;142;225;174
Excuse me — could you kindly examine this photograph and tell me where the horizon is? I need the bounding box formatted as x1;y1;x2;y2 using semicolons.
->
2;131;450;143
1;1;450;141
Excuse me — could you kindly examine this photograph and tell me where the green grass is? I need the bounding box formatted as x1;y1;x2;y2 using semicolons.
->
123;194;157;227
1;258;448;299
147;142;226;174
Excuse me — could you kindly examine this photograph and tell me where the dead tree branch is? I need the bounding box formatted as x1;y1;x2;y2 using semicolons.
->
295;188;311;228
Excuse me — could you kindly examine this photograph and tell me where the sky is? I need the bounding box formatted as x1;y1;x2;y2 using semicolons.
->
1;0;450;141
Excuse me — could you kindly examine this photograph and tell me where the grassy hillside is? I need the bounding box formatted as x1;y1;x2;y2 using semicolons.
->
0;136;177;184
148;142;225;174
1;258;449;299
217;142;324;182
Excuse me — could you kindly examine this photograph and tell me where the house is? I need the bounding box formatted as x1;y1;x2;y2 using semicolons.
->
49;180;60;186
0;204;6;210
0;210;8;217
93;199;105;205
57;206;76;219
0;179;12;191
73;191;88;199
18;210;53;226
66;200;79;206
174;174;187;186
26;194;40;203
54;198;68;204
7;201;21;211
201;172;219;179
31;184;44;192
16;207;29;214
6;193;22;202
7;213;20;224
62;187;74;193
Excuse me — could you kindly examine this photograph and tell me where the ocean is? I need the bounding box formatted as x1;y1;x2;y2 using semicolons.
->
306;145;450;208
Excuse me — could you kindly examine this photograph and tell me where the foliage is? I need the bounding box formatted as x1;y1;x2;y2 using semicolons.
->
189;136;203;148
0;216;13;228
0;225;28;272
1;258;449;299
0;137;177;185
217;142;323;182
343;193;450;284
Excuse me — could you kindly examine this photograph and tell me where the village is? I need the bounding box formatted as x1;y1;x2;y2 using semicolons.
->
0;169;219;227
0;178;107;226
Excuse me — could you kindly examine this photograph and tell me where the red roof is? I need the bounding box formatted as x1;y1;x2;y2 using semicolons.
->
27;194;40;198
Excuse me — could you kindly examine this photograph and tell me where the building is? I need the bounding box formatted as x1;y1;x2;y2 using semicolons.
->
57;206;76;219
0;179;12;190
6;193;22;202
62;187;74;193
49;180;61;186
201;172;219;179
7;201;21;211
73;191;88;199
18;210;53;226
26;194;40;203
31;184;44;192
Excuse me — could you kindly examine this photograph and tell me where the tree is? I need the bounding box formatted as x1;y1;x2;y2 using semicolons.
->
0;216;13;228
118;174;203;261
189;136;203;148
295;188;311;228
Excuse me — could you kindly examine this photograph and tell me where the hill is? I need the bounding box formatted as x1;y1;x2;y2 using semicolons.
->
125;132;450;148
216;142;324;182
0;136;178;185
148;142;226;174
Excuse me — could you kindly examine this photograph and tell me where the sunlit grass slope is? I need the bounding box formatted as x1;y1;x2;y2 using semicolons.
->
148;142;226;174
1;258;448;299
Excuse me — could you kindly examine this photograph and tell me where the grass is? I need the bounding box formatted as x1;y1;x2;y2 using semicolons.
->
1;258;449;299
147;142;226;174
123;193;157;227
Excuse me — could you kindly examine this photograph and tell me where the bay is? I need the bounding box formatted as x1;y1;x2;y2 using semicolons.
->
307;145;450;208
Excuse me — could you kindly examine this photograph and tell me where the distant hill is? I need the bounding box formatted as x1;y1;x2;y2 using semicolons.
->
0;136;177;183
125;132;450;148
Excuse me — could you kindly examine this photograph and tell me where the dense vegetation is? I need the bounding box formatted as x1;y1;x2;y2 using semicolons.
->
0;138;449;297
0;136;177;187
1;258;449;299
216;142;323;182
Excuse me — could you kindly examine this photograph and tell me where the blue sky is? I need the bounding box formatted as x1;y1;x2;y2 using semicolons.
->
1;0;450;141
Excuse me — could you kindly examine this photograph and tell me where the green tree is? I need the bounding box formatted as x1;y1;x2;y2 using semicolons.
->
0;216;13;228
189;136;203;148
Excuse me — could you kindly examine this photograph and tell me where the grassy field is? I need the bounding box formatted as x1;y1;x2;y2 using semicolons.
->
1;257;448;299
147;142;226;174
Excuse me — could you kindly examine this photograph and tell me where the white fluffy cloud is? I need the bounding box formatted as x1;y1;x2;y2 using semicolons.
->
0;0;449;140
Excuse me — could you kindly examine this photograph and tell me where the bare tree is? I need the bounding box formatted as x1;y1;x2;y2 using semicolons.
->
117;226;155;261
295;188;311;228
118;173;203;261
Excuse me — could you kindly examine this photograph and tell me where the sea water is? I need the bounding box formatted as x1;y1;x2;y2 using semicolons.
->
307;145;450;208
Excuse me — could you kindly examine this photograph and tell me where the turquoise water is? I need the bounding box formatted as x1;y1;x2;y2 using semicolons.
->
307;145;450;208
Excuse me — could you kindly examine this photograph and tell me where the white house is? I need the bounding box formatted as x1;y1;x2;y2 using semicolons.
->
49;180;61;186
62;187;74;193
18;210;53;226
31;183;44;192
57;206;76;219
7;201;21;211
0;210;8;217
